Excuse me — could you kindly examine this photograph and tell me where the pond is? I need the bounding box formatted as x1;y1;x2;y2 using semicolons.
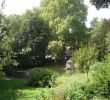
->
13;65;66;79
39;65;65;74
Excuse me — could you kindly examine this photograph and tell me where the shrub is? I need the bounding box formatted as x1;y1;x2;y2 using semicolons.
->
91;62;109;84
27;68;57;87
91;53;110;84
72;46;98;72
90;53;110;98
63;83;110;100
64;83;93;100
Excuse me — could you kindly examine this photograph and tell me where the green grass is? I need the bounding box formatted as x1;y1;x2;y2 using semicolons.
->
54;72;93;93
0;72;92;100
0;79;37;100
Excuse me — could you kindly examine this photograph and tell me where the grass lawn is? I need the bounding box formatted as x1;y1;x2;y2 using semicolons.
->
0;72;92;100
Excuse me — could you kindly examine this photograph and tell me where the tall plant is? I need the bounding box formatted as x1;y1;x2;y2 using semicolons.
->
72;46;98;82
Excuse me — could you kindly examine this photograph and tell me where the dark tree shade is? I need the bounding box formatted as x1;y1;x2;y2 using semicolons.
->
90;0;110;9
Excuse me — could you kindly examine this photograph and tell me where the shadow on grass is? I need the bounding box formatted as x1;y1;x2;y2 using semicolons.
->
0;79;34;100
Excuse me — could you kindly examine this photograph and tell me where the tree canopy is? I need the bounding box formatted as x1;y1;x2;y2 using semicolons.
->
90;0;110;9
40;0;87;48
11;9;50;66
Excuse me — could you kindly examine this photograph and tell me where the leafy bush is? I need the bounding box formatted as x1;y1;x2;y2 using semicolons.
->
91;53;110;84
27;68;57;87
89;53;110;98
63;83;110;100
64;83;92;100
72;46;98;72
91;62;109;84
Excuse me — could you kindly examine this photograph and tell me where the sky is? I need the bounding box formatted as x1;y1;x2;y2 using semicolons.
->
1;0;41;15
1;0;110;27
84;0;110;27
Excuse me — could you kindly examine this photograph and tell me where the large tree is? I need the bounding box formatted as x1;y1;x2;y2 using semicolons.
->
90;0;110;9
40;0;87;49
13;9;50;66
0;0;16;71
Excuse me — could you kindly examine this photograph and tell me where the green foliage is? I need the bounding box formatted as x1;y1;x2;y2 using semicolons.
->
90;0;110;9
88;53;110;99
91;62;108;84
21;16;48;59
41;0;87;48
0;89;23;100
0;72;5;79
91;53;110;84
72;46;98;72
47;41;64;61
0;79;26;100
64;82;110;100
7;14;22;34
0;2;17;78
105;53;110;63
0;13;17;73
90;18;108;60
12;9;50;66
35;89;54;100
64;83;92;100
106;32;110;53
27;68;57;87
0;0;88;69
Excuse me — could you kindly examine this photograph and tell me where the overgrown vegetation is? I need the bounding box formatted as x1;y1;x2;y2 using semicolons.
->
71;46;98;72
0;0;110;99
27;68;57;87
63;53;110;99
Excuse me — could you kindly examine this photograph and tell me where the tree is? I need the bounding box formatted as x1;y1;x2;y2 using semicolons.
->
90;0;110;9
103;19;110;53
89;18;109;60
7;14;22;53
13;9;50;66
71;46;98;82
0;13;17;73
106;32;110;53
7;14;22;36
40;0;87;49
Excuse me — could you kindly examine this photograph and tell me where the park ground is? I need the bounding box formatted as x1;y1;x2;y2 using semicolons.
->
0;65;92;100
